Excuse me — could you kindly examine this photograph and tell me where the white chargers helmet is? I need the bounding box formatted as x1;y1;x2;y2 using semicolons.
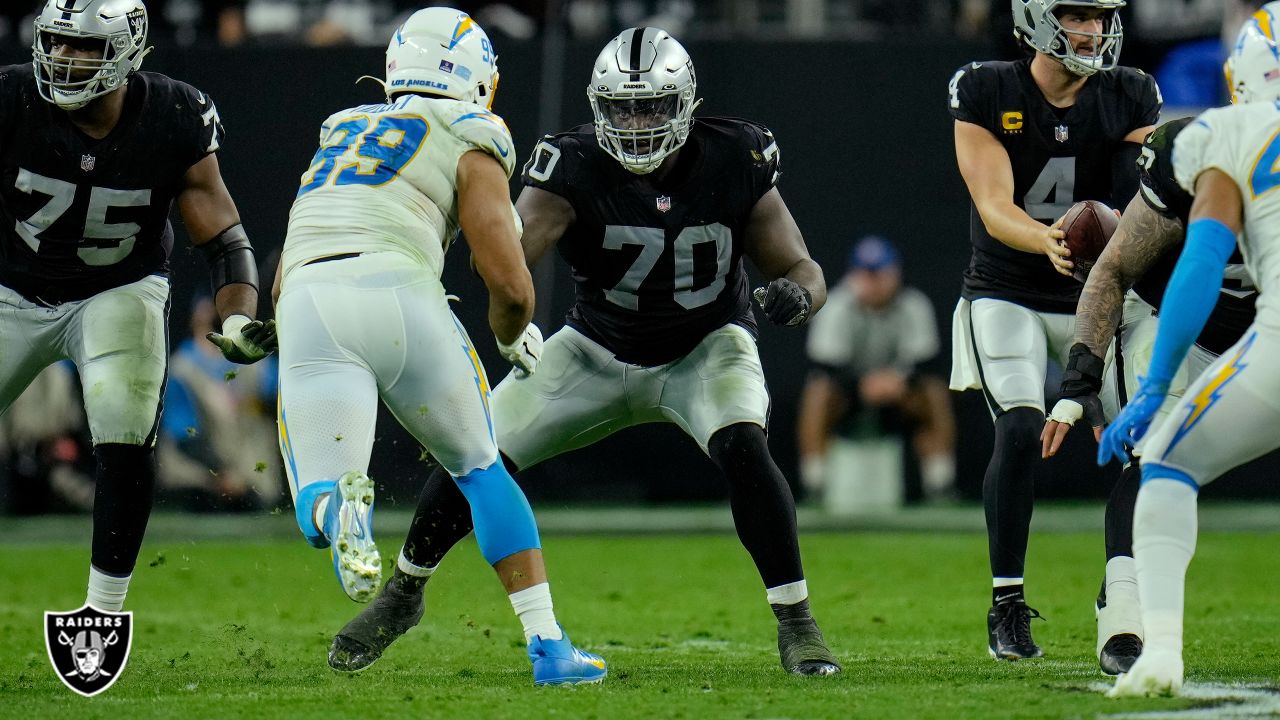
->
1225;4;1280;104
1012;0;1124;77
384;7;499;109
32;0;150;111
587;27;702;175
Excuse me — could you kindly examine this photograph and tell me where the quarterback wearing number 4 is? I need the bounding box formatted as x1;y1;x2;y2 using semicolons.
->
949;0;1160;669
331;27;840;677
273;8;606;685
0;0;275;613
1100;5;1280;697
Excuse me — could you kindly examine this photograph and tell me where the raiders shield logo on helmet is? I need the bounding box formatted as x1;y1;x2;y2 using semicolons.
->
45;605;133;697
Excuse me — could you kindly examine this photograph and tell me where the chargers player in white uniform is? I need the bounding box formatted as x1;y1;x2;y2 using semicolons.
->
1099;4;1280;696
272;8;605;685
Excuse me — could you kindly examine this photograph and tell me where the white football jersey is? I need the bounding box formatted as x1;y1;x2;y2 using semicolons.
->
282;94;516;279
1174;100;1280;333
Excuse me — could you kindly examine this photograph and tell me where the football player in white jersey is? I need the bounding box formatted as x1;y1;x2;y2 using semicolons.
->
1098;4;1280;696
271;8;606;685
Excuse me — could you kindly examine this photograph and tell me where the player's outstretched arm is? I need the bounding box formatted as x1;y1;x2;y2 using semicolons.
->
1097;169;1243;465
458;149;541;373
744;187;825;326
1042;193;1185;456
954;120;1071;273
513;186;575;270
179;153;276;364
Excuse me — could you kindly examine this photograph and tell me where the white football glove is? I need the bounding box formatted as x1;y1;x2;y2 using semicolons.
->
497;323;543;377
206;314;277;365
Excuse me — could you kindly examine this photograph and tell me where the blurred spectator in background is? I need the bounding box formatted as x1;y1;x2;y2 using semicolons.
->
0;363;95;515
157;297;282;512
797;236;956;508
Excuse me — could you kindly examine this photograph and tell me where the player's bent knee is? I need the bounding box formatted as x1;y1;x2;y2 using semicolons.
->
994;406;1043;449
452;460;540;565
708;422;773;471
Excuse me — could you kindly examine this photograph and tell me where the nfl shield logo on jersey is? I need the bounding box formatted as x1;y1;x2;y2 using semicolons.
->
656;195;672;213
1055;125;1069;143
45;605;133;697
80;154;95;172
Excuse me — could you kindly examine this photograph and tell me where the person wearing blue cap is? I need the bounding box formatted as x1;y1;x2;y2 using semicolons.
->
797;236;956;504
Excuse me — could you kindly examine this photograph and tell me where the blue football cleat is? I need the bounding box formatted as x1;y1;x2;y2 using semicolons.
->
528;627;607;686
325;471;382;603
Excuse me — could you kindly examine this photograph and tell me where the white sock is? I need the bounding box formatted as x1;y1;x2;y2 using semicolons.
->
992;577;1023;588
1133;478;1198;656
1104;555;1140;604
509;583;561;643
766;579;808;606
86;566;130;612
921;454;956;496
397;548;436;578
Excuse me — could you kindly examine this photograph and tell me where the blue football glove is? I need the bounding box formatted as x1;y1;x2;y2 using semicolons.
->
1097;378;1170;466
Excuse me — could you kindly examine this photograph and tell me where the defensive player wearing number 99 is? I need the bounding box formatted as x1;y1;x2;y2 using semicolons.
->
0;0;275;613
272;8;605;685
948;0;1159;666
332;27;840;677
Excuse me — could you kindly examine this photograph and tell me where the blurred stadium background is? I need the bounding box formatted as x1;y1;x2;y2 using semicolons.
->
1;0;1278;520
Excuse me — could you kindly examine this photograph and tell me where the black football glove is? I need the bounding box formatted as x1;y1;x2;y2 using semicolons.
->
207;315;278;365
752;278;812;327
1043;343;1106;456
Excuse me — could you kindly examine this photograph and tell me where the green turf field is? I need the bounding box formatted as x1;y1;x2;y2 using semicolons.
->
1;511;1277;719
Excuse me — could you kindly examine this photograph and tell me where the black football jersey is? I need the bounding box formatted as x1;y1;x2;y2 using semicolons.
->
521;117;778;366
0;64;224;304
1132;117;1256;355
949;58;1161;313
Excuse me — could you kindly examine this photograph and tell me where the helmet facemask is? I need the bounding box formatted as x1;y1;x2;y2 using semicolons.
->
589;90;694;174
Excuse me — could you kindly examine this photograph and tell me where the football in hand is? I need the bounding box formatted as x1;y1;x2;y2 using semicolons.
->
1059;200;1119;282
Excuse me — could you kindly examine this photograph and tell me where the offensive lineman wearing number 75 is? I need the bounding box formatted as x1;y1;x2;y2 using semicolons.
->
0;0;275;615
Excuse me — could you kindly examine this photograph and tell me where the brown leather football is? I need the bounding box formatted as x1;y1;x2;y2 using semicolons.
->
1060;200;1120;282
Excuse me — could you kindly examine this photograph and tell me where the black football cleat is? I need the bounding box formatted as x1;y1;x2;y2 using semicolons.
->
328;574;426;672
987;601;1044;660
777;617;842;676
1099;633;1143;676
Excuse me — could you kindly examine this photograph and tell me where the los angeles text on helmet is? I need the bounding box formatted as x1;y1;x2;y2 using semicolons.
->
53;616;125;628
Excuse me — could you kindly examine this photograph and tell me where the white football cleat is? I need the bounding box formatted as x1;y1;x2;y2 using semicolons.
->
1108;648;1183;698
327;471;382;603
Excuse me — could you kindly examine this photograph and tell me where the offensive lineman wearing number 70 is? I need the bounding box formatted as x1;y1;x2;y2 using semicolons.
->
0;0;275;615
331;26;841;677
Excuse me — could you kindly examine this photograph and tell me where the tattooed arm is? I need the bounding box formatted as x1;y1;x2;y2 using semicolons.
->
1074;193;1186;355
1042;192;1185;457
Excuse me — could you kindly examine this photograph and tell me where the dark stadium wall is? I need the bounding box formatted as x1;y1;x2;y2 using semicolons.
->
3;40;1276;504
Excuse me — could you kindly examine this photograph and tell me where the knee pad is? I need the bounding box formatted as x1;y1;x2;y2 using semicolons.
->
294;480;334;549
454;459;540;565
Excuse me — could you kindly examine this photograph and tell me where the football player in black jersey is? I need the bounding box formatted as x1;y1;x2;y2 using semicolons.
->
948;0;1159;662
0;0;274;612
1041;111;1258;676
327;27;840;677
